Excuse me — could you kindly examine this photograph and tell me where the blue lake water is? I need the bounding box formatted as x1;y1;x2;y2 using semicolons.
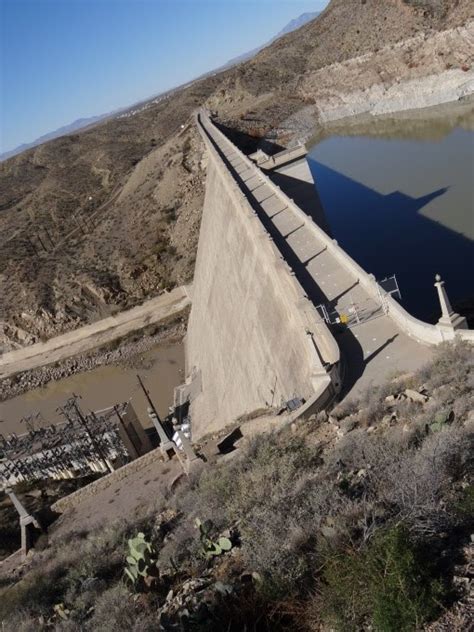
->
307;109;474;323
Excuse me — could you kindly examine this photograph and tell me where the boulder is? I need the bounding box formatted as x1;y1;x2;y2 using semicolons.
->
405;389;429;404
337;418;357;437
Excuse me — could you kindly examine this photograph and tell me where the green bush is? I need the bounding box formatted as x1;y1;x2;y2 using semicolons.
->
320;525;445;632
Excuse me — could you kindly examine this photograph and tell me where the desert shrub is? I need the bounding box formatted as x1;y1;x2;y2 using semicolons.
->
229;434;319;518
329;430;395;473
84;583;159;632
417;341;472;394
452;390;472;423
160;434;324;592
175;434;319;529
0;611;48;632
0;561;70;620
331;397;359;419
61;521;129;586
240;503;316;598
2;345;471;630
318;525;445;632
0;520;135;623
455;484;474;521
158;516;199;570
385;427;472;534
329;424;473;540
358;391;391;426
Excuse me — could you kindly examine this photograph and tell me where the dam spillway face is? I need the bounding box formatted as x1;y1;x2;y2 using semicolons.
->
183;113;340;440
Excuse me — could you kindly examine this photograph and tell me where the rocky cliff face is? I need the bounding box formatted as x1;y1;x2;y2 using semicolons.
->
212;0;473;136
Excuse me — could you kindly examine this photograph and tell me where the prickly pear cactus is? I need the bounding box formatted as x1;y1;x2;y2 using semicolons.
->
124;532;159;589
194;518;233;559
430;409;454;432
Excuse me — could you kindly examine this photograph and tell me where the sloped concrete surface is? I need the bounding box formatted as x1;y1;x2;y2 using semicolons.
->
186;114;347;439
197;112;434;402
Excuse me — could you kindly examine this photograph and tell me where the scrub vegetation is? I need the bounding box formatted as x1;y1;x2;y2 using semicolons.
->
1;342;472;631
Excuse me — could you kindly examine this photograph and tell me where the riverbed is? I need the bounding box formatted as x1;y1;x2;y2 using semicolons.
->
0;342;184;436
307;100;474;322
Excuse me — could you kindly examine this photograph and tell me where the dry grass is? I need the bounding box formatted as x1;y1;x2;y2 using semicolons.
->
0;342;472;630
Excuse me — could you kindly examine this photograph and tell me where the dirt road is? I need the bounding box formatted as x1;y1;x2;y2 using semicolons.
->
0;286;191;380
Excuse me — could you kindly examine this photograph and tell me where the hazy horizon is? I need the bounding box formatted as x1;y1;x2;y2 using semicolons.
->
0;0;328;154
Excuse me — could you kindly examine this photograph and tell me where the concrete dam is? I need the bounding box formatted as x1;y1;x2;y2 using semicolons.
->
180;110;472;440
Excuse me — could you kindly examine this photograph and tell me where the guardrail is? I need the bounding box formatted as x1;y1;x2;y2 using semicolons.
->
196;111;342;410
199;109;471;347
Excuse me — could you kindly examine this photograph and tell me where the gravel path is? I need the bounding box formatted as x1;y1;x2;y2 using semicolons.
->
0;290;190;402
0;286;190;382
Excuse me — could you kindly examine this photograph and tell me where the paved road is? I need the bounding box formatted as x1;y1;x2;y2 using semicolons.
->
199;113;433;398
0;286;191;380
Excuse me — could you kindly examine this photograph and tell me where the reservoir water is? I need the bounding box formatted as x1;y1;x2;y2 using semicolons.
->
307;101;474;322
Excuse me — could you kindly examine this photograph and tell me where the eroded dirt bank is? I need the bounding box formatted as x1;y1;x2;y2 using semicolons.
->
215;20;474;145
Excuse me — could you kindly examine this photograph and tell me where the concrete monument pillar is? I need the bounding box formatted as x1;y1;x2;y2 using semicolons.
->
434;274;467;337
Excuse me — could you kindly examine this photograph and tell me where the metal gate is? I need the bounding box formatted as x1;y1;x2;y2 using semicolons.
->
317;274;401;328
377;274;402;314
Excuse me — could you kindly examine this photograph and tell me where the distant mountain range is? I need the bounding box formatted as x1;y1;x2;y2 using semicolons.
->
0;114;118;162
221;12;320;69
0;11;320;162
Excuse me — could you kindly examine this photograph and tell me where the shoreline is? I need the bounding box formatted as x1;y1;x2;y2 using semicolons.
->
2;93;471;404
280;20;474;146
2;43;473;406
285;82;474;148
305;92;474;144
0;314;187;403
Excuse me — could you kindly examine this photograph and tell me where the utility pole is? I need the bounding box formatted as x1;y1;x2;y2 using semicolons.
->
137;374;162;424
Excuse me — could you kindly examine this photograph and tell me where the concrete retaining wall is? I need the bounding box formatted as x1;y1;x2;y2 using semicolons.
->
51;447;164;514
186;120;339;440
258;145;307;169
0;286;191;379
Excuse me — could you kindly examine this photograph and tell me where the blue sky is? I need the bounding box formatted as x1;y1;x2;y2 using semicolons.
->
1;0;328;153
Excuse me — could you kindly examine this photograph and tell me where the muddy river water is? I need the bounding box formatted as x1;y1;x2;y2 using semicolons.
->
0;343;185;436
307;100;474;322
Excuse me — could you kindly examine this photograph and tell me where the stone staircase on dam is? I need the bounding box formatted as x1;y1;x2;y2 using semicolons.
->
182;109;471;439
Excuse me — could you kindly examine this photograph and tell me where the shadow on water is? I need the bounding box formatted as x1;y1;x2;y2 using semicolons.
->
307;160;474;323
203;117;473;398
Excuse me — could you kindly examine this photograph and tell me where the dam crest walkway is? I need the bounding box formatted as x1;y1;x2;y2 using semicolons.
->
197;111;436;397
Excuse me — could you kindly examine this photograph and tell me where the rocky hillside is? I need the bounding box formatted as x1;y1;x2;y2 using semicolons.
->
213;0;473;136
0;0;472;349
0;342;472;630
